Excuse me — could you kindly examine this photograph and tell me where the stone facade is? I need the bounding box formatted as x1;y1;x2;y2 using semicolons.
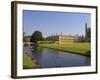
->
58;35;78;44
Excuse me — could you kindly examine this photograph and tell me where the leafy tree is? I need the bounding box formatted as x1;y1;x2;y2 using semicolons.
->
30;31;43;44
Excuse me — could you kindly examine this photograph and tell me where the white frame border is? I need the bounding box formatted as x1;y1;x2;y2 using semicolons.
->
16;3;97;77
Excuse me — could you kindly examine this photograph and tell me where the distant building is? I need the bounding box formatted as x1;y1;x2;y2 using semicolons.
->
58;35;78;44
46;23;91;43
46;35;78;44
23;36;31;42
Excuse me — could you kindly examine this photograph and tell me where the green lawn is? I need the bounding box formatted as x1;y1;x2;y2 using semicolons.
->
39;42;90;56
23;53;39;69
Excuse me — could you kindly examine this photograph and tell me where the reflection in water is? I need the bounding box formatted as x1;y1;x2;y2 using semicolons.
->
23;46;91;68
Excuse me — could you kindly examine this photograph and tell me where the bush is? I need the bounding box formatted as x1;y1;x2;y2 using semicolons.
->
38;41;53;44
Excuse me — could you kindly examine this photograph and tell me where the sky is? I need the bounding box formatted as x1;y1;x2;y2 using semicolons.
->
23;10;91;38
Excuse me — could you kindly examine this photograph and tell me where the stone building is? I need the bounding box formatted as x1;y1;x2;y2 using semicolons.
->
46;35;78;44
58;35;78;44
23;36;30;42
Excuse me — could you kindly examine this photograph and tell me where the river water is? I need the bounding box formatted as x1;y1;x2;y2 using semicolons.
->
24;46;90;68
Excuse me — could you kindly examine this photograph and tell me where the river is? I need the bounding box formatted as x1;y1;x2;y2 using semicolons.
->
23;46;90;68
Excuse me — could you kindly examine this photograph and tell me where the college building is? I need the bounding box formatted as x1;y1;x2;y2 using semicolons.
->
46;23;91;44
46;34;79;44
58;35;78;44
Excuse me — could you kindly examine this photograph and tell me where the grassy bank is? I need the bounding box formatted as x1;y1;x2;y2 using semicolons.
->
39;42;90;56
23;53;39;69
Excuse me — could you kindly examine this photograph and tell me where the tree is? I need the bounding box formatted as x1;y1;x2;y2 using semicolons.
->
87;27;91;42
30;31;43;44
85;27;91;42
23;32;30;42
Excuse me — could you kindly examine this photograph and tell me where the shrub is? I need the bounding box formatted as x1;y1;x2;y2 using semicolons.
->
38;41;53;44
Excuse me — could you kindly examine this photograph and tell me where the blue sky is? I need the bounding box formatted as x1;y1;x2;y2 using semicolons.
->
23;10;91;38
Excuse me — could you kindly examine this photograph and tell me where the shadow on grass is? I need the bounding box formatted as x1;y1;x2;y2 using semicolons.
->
85;50;91;57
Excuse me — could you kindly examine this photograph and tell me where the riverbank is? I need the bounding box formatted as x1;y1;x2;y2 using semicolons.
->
39;42;90;56
23;53;39;69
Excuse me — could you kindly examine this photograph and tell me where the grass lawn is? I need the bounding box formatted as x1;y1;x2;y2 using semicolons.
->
39;42;90;56
23;53;39;69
